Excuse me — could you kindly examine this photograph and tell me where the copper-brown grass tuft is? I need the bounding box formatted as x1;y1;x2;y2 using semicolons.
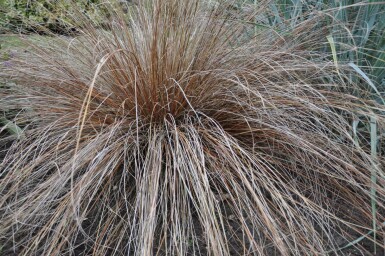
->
1;0;385;255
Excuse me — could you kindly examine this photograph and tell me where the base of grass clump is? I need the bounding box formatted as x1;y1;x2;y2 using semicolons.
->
1;0;385;255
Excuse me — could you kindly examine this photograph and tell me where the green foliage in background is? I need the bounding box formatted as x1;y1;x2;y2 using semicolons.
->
0;0;106;33
267;0;385;95
266;1;385;252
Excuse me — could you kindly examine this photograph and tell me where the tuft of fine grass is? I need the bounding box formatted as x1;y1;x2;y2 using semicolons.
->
0;0;385;255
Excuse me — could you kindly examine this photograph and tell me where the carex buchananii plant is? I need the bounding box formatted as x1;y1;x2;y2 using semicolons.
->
1;0;384;255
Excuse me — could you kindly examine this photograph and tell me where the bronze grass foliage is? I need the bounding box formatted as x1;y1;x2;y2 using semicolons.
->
0;0;385;255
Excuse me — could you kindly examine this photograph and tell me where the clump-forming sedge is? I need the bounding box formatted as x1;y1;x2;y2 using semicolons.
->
1;0;384;255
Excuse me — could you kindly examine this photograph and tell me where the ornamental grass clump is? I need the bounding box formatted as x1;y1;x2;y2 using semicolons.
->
0;0;384;255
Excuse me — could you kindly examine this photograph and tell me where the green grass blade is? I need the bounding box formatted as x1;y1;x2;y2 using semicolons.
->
0;117;24;139
370;116;378;254
352;118;360;147
328;220;385;253
327;35;342;78
269;2;282;25
348;62;385;105
371;48;385;82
